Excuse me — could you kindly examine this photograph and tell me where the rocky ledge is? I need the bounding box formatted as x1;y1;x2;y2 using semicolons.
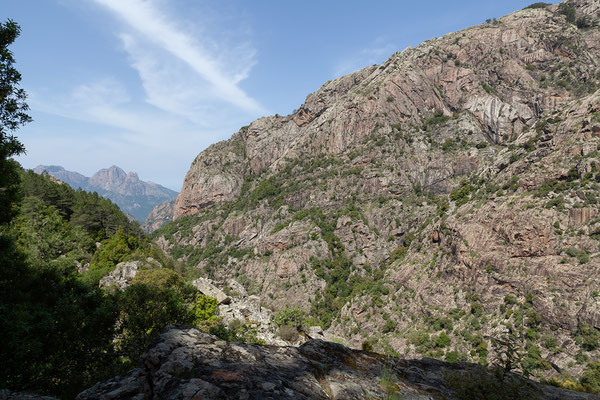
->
77;326;596;400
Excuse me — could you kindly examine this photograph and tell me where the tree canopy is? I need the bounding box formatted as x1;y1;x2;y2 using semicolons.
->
0;19;30;224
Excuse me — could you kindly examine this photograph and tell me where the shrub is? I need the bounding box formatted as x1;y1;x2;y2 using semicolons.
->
445;351;467;362
436;332;451;348
578;323;600;351
193;294;219;324
383;319;397;333
542;334;558;351
117;283;195;364
132;268;182;288
277;325;299;342
580;362;600;393
274;306;306;329
557;3;576;24
524;2;551;10
482;83;493;94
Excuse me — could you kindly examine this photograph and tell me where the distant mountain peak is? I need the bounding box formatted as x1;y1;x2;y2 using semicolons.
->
33;165;178;222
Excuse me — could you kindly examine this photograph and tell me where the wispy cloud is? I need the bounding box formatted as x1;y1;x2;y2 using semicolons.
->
333;37;396;78
92;0;265;114
28;78;175;134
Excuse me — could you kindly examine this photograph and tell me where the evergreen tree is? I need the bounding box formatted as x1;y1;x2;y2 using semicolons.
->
0;20;31;224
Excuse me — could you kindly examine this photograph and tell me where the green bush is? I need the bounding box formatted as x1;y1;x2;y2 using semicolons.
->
580;362;600;393
274;306;306;329
524;2;551;10
383;319;398;333
578;323;600;351
116;283;196;363
436;332;451;348
557;3;576;23
445;351;467;362
278;325;299;342
132;268;182;287
194;294;219;324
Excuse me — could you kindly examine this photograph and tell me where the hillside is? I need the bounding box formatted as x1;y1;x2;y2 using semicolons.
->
33;165;178;222
152;0;600;387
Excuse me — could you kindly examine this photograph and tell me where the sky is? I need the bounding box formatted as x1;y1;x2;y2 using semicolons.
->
2;0;556;191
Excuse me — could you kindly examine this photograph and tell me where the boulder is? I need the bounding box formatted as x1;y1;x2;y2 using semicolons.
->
192;278;230;304
99;258;162;291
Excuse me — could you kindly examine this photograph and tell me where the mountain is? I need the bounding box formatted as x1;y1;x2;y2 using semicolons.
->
152;0;600;387
142;199;175;233
32;164;89;189
33;165;178;222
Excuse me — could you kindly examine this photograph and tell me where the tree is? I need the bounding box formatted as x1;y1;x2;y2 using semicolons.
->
0;20;31;224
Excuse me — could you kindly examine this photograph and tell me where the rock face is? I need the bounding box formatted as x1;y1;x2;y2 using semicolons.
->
99;259;162;291
142;199;175;233
191;278;231;304
172;0;599;220
154;0;600;385
33;165;178;222
76;325;597;400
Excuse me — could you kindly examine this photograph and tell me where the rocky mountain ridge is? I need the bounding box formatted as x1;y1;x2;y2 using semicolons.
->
76;325;597;400
34;165;178;223
152;0;600;388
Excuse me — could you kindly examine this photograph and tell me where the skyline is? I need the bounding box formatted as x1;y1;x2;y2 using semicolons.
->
3;0;554;191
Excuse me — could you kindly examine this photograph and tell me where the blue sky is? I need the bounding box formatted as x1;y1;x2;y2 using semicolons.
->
2;0;554;190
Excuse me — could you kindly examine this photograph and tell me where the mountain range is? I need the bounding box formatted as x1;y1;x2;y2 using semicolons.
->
146;0;600;385
33;165;178;222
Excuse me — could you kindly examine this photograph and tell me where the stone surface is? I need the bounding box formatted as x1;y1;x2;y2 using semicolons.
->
76;326;598;400
142;199;175;233
0;391;57;400
192;278;231;304
99;258;162;291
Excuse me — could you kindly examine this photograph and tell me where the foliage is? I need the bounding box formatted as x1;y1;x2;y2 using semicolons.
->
84;227;143;284
0;21;30;225
422;111;450;130
278;325;299;342
578;323;600;351
580;362;600;393
523;2;551;10
193;294;219;324
115;282;196;364
0;239;118;398
557;3;576;24
131;267;183;288
444;367;544;400
491;328;525;380
450;180;475;206
274;306;307;329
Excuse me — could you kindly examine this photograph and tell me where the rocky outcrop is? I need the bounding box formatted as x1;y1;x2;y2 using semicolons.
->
0;390;57;400
192;278;230;304
142;199;175;233
99;258;162;291
76;325;597;400
33;165;178;222
218;293;287;346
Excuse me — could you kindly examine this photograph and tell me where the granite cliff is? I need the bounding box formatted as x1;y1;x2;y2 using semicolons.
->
150;0;600;389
